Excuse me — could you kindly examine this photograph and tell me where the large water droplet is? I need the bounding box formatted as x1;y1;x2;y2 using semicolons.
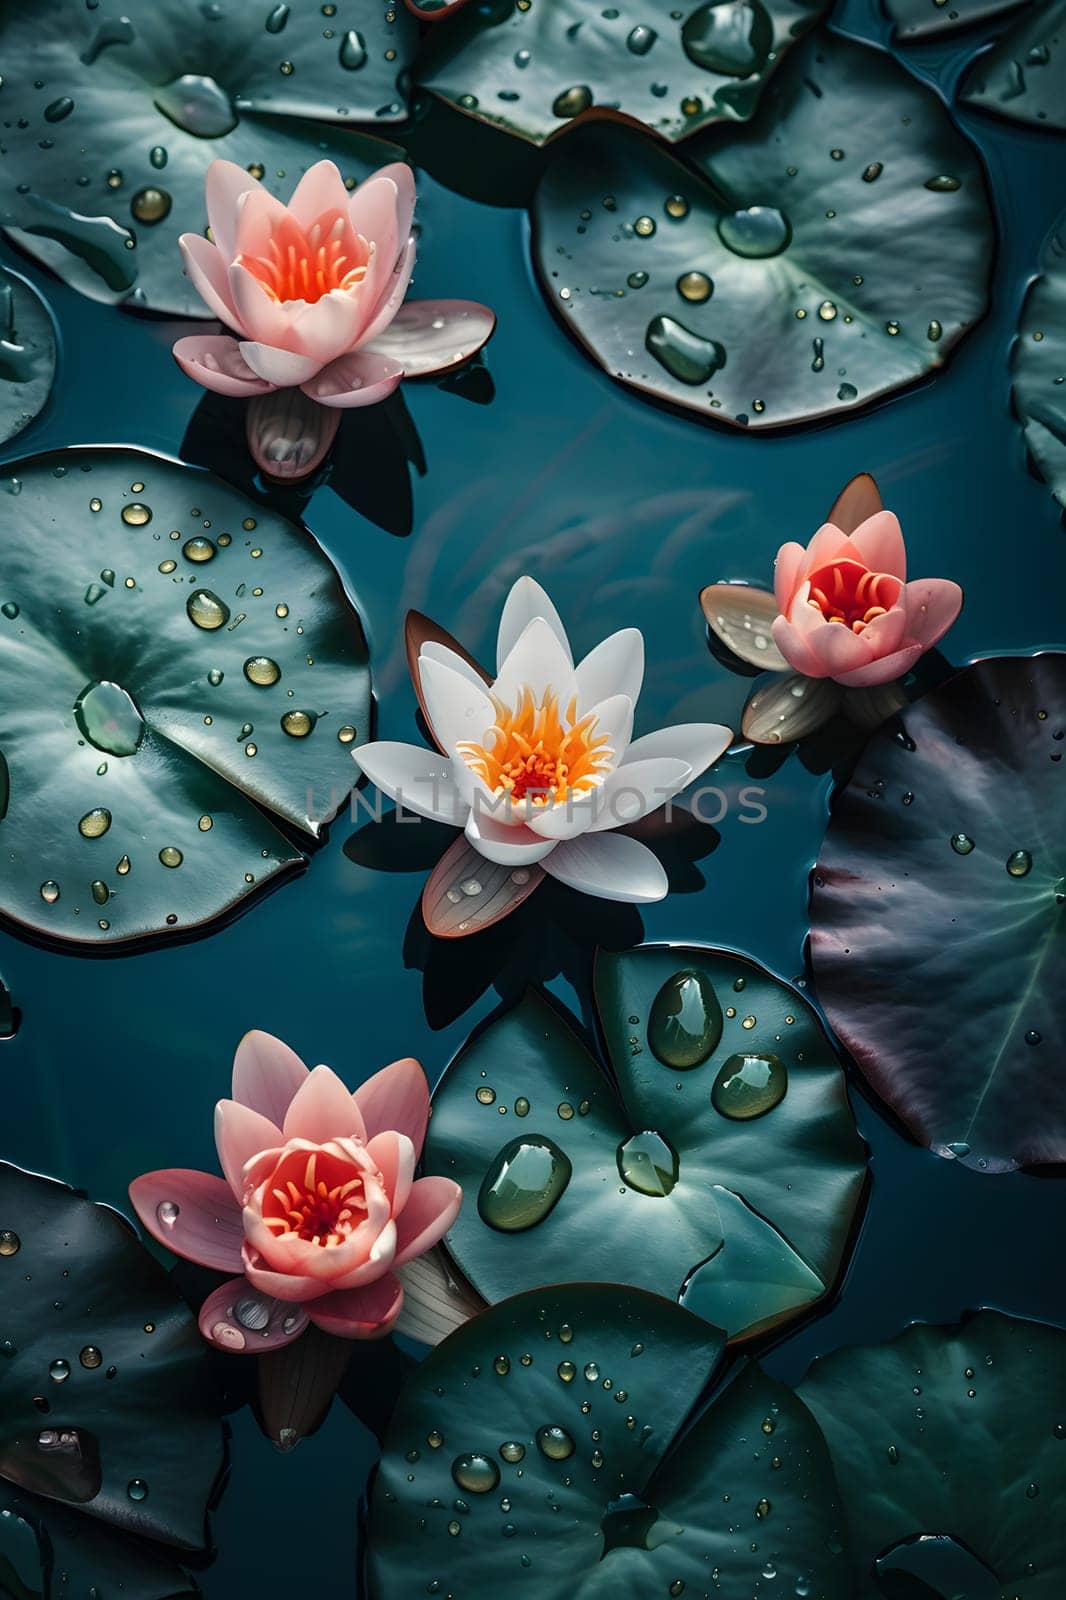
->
717;205;792;258
130;187;172;225
0;1230;20;1256
244;655;281;686
711;1052;788;1119
73;680;144;757
645;316;725;385
681;0;773;76
950;832;975;855
266;2;290;31
535;1424;575;1461
80;16;135;63
1006;849;1032;877
553;85;593;118
617;1130;679;1196
648;968;723;1068
154;74;238;138
451;1452;500;1493
478;1136;572;1232
78;808;112;839
627;24;658;53
339;29;368;69
187;589;230;630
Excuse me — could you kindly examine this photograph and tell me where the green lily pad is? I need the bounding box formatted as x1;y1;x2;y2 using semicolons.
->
366;1283;852;1599
0;446;370;949
531;31;993;431
0;268;55;447
417;0;831;147
1013;214;1066;512
0;1161;225;1596
884;0;1028;44
960;0;1066;130
424;946;867;1342
810;654;1066;1173
799;1310;1066;1599
0;0;410;314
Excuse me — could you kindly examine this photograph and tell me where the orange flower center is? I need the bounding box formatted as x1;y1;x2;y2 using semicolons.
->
261;1149;369;1248
236;211;371;305
807;559;901;635
457;687;612;807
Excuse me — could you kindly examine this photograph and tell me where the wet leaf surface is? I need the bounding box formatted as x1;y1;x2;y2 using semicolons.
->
960;0;1066;130
0;1161;225;1596
0;0;410;314
1013;213;1066;511
366;1283;851;1598
0;447;370;948
0;268;55;447
799;1310;1066;1599
883;0;1028;43
810;653;1066;1173
417;0;831;146
424;946;866;1342
531;33;993;431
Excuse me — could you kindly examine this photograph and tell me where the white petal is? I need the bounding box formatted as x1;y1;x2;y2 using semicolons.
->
238;340;323;387
418;641;489;694
465;808;558;865
542;833;668;904
623;722;733;778
589;758;692;832
583;692;635;767
352;741;469;824
573;629;644;713
420;657;494;754
524;786;601;840
496;579;571;674
492;615;575;709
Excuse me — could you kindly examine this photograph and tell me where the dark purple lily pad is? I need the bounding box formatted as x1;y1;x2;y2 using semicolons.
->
810;653;1066;1173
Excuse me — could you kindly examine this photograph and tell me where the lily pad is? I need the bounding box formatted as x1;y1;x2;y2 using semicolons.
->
799;1310;1066;1599
884;0;1028;43
0;268;56;447
810;653;1066;1173
424;946;867;1342
1013;213;1066;511
960;0;1066;130
0;446;370;949
417;0;831;146
366;1283;852;1600
0;0;410;314
531;32;993;431
0;1161;225;1596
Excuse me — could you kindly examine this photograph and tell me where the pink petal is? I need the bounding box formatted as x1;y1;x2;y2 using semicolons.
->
198;1277;308;1354
231;184;292;265
849;510;907;580
302;349;404;409
857;604;907;658
803;521;853;571
364;298;496;378
833;642;923;688
902;578;963;648
129;1169;243;1273
173;334;274;397
772;541;807;612
239;340;323;387
242;1241;329;1304
367;1131;416;1217
283;1064;366;1143
374;162;416;255
214;1099;282;1198
358;237;416;347
770;615;831;677
354;1058;430;1151
802;621;876;677
285;159;351;230
179;234;239;327
233;1031;309;1123
306;1273;404;1339
290;290;363;365
347;173;403;305
228;262;293;348
205;158;262;261
393;1177;463;1267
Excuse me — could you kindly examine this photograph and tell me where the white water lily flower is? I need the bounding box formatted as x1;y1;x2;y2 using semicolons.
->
353;578;732;907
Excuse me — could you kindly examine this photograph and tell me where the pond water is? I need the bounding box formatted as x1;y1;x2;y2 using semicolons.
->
1;0;1065;1592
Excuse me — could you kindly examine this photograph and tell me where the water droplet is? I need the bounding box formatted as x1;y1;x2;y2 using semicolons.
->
535;1424;575;1461
478;1137;573;1232
159;847;183;868
182;536;216;563
645;315;724;385
1006;849;1032;877
1025;1029;1042;1046
154;74;238;138
91;880;110;906
116;855;131;875
677;270;712;303
500;1439;525;1461
49;1359;71;1383
514;1096;530;1117
78;808;112;839
266;2;290;30
244;656;281;686
627;270;649;289
648;968;723;1068
337;725;357;743
476;1086;496;1106
156;1201;179;1228
39;880;61;904
339;29;367;69
44;96;75;124
130;187;172;225
149;145;168;169
451;1452;500;1493
74;680;144;757
0;1230;20;1256
79;1345;103;1369
862;162;883;182
712;1052;788;1119
951;832;975;855
818;300;838;322
557;1360;576;1381
281;710;315;737
617;1130;679;1196
927;319;943;342
627;23;657;53
1;602;19;620
925;175;961;192
553;85;593;119
126;1478;148;1501
121;502;151;526
681;0;772;75
187;590;230;630
664;194;689;220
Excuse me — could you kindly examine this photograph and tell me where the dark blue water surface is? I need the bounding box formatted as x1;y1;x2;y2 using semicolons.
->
2;0;1066;1593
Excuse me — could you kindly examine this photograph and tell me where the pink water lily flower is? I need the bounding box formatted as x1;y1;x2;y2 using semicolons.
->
172;157;494;477
129;1032;460;1351
772;511;962;688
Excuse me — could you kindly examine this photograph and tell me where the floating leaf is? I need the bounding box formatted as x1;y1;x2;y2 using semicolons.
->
366;1283;852;1599
811;654;1066;1172
417;0;831;146
255;1326;352;1452
0;1161;225;1596
0;446;370;948
393;1245;487;1347
699;584;788;671
1013;213;1066;512
424;947;866;1342
0;268;56;447
421;836;547;938
531;33;993;430
884;0;1028;43
0;0;410;314
960;0;1066;130
742;672;842;744
799;1310;1066;1598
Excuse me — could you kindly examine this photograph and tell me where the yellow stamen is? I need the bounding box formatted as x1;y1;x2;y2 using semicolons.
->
456;686;612;808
